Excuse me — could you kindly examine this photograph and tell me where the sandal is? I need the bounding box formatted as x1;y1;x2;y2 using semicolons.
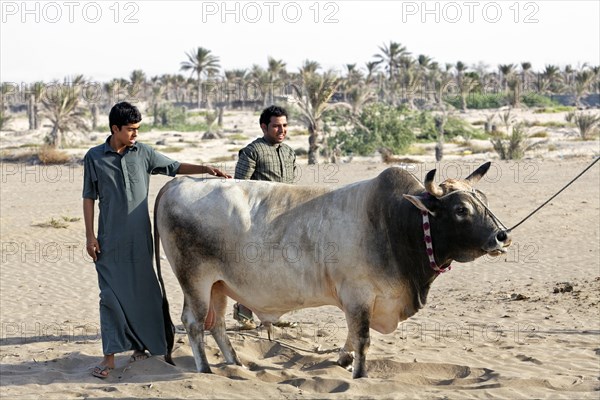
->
92;365;113;379
233;303;254;322
129;351;150;363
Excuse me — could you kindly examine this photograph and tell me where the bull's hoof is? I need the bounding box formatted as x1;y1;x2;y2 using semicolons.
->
352;370;369;379
226;359;244;367
197;365;213;374
337;352;354;369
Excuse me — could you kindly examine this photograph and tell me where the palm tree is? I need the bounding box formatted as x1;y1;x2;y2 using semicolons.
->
248;64;270;108
339;64;364;103
521;62;532;91
346;83;374;117
27;81;44;130
507;75;522;108
431;67;453;106
300;60;321;76
498;64;515;93
224;69;247;107
454;61;473;111
180;47;221;109
592;66;600;91
292;67;345;164
417;54;433;71
267;57;287;105
563;65;576;88
573;69;595;107
152;86;166;126
458;75;478;112
42;75;89;148
374;41;409;81
0;83;14;131
541;65;563;98
401;65;421;109
129;69;146;101
104;78;131;105
364;61;380;85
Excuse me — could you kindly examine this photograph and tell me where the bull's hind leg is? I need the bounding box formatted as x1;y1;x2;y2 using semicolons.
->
181;290;213;373
209;283;243;366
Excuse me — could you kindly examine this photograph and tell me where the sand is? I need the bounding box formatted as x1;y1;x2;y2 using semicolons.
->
1;109;599;399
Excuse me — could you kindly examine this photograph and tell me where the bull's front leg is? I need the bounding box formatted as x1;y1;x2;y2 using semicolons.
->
342;307;371;379
181;296;212;373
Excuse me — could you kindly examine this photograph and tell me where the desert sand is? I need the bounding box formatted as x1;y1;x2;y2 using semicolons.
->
1;109;599;399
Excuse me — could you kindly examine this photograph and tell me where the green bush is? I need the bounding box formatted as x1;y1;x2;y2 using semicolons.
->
409;112;486;141
446;117;487;139
522;93;559;108
491;124;527;160
444;93;508;109
533;105;575;114
443;92;560;110
335;103;415;156
144;104;191;129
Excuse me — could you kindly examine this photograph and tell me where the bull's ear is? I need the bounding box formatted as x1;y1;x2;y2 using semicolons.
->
403;194;437;215
465;162;491;184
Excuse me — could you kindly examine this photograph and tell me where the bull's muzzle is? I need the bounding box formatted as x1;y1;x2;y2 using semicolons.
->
484;230;512;256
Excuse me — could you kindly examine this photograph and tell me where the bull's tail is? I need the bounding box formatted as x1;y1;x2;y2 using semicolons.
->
154;181;176;365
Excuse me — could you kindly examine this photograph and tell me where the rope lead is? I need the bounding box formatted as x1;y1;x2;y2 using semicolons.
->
508;156;600;232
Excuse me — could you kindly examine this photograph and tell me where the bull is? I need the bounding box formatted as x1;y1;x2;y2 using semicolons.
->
154;162;511;378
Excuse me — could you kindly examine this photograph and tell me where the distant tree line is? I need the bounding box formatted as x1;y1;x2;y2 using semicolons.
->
1;42;598;163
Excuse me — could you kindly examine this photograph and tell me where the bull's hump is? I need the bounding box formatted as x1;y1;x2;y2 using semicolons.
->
376;167;422;192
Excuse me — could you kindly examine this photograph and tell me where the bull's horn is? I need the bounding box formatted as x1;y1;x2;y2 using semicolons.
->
465;162;492;184
424;169;444;197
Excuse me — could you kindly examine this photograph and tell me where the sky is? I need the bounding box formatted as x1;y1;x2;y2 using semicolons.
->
1;0;599;84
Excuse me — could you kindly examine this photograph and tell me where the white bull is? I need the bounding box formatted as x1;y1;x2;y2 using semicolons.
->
154;162;511;378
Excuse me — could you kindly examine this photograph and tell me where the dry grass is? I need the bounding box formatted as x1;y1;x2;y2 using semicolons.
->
32;217;69;229
404;145;427;156
210;155;236;163
1;146;73;164
37;146;71;164
468;143;494;154
32;215;80;229
530;131;549;138
379;148;422;164
228;134;249;141
0;149;36;163
160;146;184;153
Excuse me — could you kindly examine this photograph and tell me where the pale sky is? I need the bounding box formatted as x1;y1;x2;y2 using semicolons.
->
1;0;599;84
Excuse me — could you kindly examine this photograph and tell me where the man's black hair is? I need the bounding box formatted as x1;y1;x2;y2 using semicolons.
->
259;105;288;127
109;102;142;133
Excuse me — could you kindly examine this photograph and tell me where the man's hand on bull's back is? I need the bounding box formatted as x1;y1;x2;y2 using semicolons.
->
206;166;231;178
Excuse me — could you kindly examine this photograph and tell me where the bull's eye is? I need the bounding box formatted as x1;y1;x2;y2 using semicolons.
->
455;206;469;216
